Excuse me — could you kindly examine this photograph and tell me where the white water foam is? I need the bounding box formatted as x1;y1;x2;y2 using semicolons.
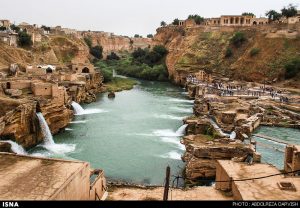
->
170;107;193;113
71;101;107;115
154;114;185;121
160;151;182;160
65;128;73;131
168;98;194;103
160;137;185;150
36;112;76;156
70;120;88;124
2;140;27;155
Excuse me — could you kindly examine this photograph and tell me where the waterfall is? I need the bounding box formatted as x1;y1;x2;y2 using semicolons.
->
36;112;54;145
113;69;116;77
71;101;85;115
175;124;188;136
209;118;230;137
2;140;27;155
35;112;76;155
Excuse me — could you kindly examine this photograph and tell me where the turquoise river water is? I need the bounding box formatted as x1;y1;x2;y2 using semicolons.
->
30;80;194;185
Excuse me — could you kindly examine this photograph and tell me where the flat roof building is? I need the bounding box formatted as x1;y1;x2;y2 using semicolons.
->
0;153;107;200
215;160;300;200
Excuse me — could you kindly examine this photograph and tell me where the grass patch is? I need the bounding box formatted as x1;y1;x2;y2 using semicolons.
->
106;77;137;92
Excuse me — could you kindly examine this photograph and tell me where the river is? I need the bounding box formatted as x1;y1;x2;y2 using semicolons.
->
30;79;193;186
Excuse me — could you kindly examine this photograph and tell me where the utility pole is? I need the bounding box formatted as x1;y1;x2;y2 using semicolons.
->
163;166;170;201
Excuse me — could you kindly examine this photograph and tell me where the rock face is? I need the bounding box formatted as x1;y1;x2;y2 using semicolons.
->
154;24;300;87
0;142;12;153
182;134;255;183
85;32;153;57
0;98;42;149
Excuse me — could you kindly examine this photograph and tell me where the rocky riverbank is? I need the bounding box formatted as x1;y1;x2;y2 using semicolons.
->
180;78;300;184
0;65;105;150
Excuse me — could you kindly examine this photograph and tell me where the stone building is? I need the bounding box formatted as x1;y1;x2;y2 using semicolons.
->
26;65;55;75
215;159;300;200
72;63;95;74
251;17;269;25
204;18;221;26
0;153;107;200
0;20;11;29
177;19;196;28
284;145;300;176
0;32;18;47
220;15;254;26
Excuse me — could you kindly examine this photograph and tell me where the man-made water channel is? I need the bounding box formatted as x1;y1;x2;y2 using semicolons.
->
253;126;300;169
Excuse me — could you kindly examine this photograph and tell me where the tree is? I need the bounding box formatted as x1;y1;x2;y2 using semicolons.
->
41;25;51;32
172;18;179;25
266;10;282;21
0;26;6;31
188;14;204;24
107;52;120;60
90;45;103;59
147;34;153;38
134;34;140;38
285;58;300;79
160;21;167;27
231;32;246;47
281;4;297;18
17;31;33;47
242;12;255;16
152;45;168;57
10;24;20;33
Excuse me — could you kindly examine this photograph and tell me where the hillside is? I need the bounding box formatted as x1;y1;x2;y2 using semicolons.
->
0;33;153;72
154;24;300;88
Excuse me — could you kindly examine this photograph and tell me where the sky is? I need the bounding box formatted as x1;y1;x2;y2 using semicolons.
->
1;0;299;37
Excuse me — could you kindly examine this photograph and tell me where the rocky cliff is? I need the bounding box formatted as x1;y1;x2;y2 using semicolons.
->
86;32;153;57
154;24;300;87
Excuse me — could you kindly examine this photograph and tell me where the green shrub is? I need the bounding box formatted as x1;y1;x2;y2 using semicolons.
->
100;67;113;82
107;52;120;60
84;36;92;48
225;48;233;58
17;31;33;47
285;58;300;79
231;32;246;47
90;45;103;59
249;48;260;57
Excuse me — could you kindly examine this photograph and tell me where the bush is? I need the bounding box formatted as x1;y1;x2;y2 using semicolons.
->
107;52;120;60
147;34;153;38
172;18;179;25
231;32;246;47
17;31;33;47
225;48;233;58
249;48;260;57
285;58;300;79
84;36;92;48
152;45;168;57
100;67;113;82
90;45;103;59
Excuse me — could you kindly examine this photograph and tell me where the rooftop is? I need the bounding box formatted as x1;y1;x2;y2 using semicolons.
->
0;153;88;200
217;160;300;200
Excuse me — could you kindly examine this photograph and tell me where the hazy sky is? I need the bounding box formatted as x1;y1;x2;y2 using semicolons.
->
1;0;299;37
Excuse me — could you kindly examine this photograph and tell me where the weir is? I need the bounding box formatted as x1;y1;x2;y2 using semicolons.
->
71;101;85;115
36;112;54;145
2;140;27;155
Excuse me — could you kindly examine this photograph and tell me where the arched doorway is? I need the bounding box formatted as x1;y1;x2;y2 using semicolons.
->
82;67;90;73
253;21;257;25
46;67;53;73
6;82;11;89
